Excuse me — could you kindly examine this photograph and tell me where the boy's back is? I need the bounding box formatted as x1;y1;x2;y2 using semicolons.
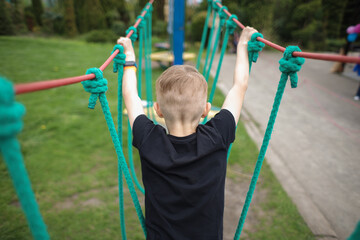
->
133;109;235;239
118;26;256;240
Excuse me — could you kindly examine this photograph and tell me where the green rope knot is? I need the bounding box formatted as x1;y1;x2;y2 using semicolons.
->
137;15;146;29
145;3;153;12
126;26;138;42
82;68;108;109
219;6;228;20
207;0;213;6
0;77;25;140
112;44;126;73
279;46;305;88
248;32;265;63
226;14;238;34
213;0;221;11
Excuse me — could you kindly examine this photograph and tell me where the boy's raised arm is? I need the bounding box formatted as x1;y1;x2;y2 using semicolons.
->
222;27;258;125
117;37;144;129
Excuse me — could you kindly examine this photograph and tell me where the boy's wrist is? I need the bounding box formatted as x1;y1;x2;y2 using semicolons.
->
125;53;136;61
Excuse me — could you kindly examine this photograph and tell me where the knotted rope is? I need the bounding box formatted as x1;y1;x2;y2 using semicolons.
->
248;32;265;71
82;68;108;109
111;45;128;239
226;14;238;34
113;44;126;74
212;0;221;11
126;26;138;43
82;68;147;237
233;46;305;240
0;77;49;240
279;46;305;88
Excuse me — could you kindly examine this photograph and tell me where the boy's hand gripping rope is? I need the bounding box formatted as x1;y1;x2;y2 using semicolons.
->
112;45;128;240
82;68;147;237
0;78;49;240
226;32;265;159
233;46;305;240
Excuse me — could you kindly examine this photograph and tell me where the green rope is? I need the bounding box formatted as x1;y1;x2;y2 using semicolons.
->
127;120;145;194
348;221;360;240
202;3;218;76
82;68;147;237
112;44;127;239
202;14;238;124
144;13;151;119
143;11;156;123
196;0;212;70
126;26;138;43
233;46;305;240
125;15;147;194
0;77;50;240
204;6;228;81
136;16;144;96
247;32;265;71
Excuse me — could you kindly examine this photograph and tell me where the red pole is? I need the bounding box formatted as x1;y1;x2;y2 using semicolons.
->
14;0;155;95
215;1;360;64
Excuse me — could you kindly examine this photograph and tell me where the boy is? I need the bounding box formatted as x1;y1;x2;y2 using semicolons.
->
118;26;257;240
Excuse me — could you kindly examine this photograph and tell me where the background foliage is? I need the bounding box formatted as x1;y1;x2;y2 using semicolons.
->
1;0;360;50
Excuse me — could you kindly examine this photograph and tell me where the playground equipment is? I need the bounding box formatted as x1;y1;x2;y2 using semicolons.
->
1;0;360;239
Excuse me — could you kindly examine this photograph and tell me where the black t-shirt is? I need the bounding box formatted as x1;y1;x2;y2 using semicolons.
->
133;109;236;240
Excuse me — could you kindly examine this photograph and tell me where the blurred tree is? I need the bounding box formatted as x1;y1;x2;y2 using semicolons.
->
101;0;130;25
31;0;44;26
290;0;324;49
322;0;347;39
0;0;14;35
75;0;107;33
153;0;165;21
137;0;148;15
64;0;78;37
240;0;274;37
11;0;27;33
340;0;360;38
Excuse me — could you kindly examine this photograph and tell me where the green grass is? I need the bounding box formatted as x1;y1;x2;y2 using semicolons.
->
0;36;314;240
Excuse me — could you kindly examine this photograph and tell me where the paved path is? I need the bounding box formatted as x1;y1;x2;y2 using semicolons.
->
211;51;360;240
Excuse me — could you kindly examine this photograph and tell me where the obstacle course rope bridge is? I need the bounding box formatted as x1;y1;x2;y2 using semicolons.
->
1;0;360;240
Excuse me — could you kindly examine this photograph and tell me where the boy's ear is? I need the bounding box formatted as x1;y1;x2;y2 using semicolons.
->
201;102;212;118
154;102;164;118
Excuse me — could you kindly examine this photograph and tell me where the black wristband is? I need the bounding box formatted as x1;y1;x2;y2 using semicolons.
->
124;61;137;68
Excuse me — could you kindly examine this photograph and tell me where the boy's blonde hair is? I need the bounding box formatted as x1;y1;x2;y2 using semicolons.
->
156;65;207;122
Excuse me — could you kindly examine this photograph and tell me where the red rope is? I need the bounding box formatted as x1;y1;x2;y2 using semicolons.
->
15;0;154;95
215;1;360;64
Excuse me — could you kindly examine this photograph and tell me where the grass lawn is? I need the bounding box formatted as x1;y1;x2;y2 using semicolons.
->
0;36;314;240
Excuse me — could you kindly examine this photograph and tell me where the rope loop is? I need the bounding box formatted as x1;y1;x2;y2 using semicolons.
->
126;26;138;42
213;0;221;12
0;77;25;140
137;15;146;29
82;68;108;109
226;14;238;34
248;32;265;63
146;3;153;12
219;6;228;20
112;44;126;74
279;46;305;88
